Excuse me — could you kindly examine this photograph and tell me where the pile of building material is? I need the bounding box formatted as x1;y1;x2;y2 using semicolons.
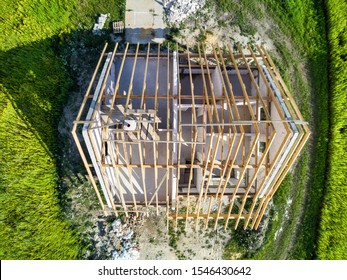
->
164;0;205;25
92;14;110;35
111;219;140;260
112;21;124;34
84;216;140;260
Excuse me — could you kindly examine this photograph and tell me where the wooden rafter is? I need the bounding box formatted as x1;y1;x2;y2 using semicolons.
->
73;43;310;230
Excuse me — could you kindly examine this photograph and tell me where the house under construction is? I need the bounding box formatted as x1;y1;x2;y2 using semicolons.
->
72;43;310;230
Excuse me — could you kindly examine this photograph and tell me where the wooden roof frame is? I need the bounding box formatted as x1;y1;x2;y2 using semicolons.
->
72;43;310;230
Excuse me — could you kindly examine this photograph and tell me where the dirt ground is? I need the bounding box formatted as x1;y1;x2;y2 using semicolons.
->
166;2;276;52
134;209;234;260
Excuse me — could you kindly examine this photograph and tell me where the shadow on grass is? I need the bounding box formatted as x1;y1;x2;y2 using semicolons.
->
0;30;112;157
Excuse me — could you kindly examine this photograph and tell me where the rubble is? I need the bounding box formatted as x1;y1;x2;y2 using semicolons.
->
84;215;141;260
92;14;110;35
111;218;139;260
164;0;206;26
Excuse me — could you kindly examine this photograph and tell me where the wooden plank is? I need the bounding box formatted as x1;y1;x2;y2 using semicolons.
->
100;162;260;168
248;130;292;228
148;171;169;205
105;43;129;128
154;44;161;215
109;43;137;215
88;125;118;213
237;44;273;128
136;45;148;207
137;132;147;206
141;43;151;109
195;44;218;225
224;45;260;229
260;46;304;120
72;130;106;211
104;94;271;100
239;131;276;229
90;44;118;128
166;47;171;217
185;47;198;228
170;213;253;219
122;44;140;215
125;43;139;110
253;129;310;229
194;43;214;228
72;44;109;212
260;46;310;139
109;139;128;211
234;44;277;229
247;46;291;134
175;46;182;228
195;44;222;220
211;45;241;229
75;43;108;123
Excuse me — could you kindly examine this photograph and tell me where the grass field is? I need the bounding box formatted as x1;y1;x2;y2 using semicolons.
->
217;0;330;259
0;0;124;259
262;0;329;260
317;0;347;259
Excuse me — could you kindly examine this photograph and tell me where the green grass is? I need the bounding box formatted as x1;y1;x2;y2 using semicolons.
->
0;0;80;260
0;0;74;51
317;0;347;260
0;89;81;259
215;0;263;36
256;0;329;260
268;1;328;259
0;0;125;259
69;0;125;28
219;0;329;259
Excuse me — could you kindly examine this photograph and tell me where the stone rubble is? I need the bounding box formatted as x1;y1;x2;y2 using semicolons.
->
111;218;140;260
92;14;110;35
164;0;205;26
84;215;140;260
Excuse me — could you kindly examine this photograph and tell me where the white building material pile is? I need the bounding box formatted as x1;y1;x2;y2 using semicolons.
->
164;0;205;25
84;216;140;260
111;219;140;260
92;14;110;35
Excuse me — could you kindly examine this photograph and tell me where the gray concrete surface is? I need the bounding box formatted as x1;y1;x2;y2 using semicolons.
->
125;0;169;43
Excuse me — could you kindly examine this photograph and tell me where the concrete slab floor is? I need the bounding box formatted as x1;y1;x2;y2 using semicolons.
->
125;0;169;43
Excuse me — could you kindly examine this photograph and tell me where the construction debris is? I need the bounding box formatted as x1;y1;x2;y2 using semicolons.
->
92;14;110;35
112;21;124;34
111;219;140;260
84;216;140;260
164;0;205;25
